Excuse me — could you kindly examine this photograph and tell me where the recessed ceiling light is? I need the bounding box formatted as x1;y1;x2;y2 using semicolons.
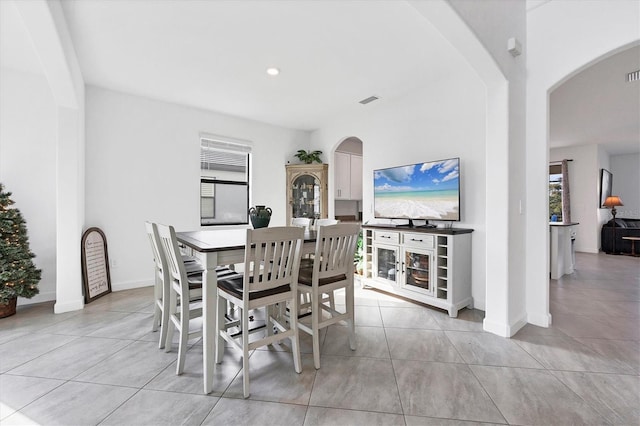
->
266;67;280;76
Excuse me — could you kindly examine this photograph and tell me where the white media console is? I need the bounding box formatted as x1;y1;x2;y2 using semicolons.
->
361;225;473;317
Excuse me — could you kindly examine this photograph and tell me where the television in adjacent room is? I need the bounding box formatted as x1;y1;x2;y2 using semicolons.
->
374;157;460;227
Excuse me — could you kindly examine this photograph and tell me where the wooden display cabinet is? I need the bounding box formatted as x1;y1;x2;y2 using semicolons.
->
286;163;328;225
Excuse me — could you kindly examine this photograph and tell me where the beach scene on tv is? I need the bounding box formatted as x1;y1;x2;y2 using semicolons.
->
374;158;460;221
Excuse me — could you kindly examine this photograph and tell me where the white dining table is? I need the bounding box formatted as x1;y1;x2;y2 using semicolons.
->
176;228;317;394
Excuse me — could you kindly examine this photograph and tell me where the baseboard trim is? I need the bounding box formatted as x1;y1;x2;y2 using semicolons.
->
54;298;85;314
112;279;153;292
527;311;552;327
484;314;528;337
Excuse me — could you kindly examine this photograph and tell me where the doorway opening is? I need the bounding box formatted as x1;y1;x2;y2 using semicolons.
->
334;137;363;222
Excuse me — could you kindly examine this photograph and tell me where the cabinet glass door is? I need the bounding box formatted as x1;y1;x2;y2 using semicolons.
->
403;249;433;294
291;174;321;219
374;245;398;282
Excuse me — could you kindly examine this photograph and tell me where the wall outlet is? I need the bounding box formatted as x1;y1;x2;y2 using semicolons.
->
110;259;117;268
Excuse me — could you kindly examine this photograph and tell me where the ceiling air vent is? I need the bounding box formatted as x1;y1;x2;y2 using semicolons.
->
627;70;640;82
359;95;379;105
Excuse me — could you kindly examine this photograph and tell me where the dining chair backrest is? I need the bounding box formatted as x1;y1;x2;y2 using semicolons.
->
291;217;313;230
314;218;339;227
156;223;190;290
243;226;304;298
311;223;360;283
145;221;167;277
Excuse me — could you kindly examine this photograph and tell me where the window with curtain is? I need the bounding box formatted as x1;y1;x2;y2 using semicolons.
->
200;135;251;226
549;160;571;223
549;164;563;221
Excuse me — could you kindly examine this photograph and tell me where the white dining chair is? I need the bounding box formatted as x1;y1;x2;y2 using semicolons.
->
291;217;313;230
156;223;205;374
146;221;210;349
296;223;360;369
146;221;171;349
215;226;304;398
314;218;339;227
156;223;237;374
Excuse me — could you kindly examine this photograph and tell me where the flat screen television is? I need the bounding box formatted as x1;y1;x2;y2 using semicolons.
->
374;157;460;227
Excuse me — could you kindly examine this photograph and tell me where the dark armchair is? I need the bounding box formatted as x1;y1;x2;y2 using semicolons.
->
601;218;640;254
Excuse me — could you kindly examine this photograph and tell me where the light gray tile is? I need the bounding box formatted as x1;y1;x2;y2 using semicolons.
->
224;350;316;403
87;312;157;340
470;365;610;425
0;333;77;373
445;330;543;368
513;334;635;374
334;285;381;307
386;328;464;363
2;381;136;426
551;370;640;425
74;340;176;387
304;406;405;425
101;389;217;425
393;360;505;423
145;345;242;396
354;305;384;327
552;312;639;340
574;337;640;374
0;375;64;420
375;290;422;307
310;356;402;413
203;397;307;425
9;336;132;379
322;325;389;359
512;322;569;338
38;310;132;336
380;306;441;330
404;416;502;426
431;309;484;332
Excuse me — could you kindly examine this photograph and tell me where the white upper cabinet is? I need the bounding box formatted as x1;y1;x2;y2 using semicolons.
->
335;151;362;200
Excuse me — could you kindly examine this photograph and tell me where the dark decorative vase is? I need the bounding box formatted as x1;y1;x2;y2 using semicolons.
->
249;205;272;229
0;297;17;319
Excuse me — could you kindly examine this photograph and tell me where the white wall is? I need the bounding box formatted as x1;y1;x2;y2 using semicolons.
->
85;86;310;290
0;68;58;304
447;0;527;335
610;153;640;219
311;69;488;309
526;0;640;327
550;144;601;253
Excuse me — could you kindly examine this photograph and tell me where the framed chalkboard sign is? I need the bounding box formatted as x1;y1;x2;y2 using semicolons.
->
81;227;112;303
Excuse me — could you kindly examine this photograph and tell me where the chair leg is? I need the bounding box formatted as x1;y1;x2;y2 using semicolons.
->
152;275;161;332
290;295;302;374
346;283;356;351
242;306;251;399
165;291;177;352
176;300;189;375
311;290;321;370
215;293;225;364
266;305;274;338
159;302;169;349
152;304;161;332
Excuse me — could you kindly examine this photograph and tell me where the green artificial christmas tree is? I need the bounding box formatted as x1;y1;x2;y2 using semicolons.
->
0;183;41;315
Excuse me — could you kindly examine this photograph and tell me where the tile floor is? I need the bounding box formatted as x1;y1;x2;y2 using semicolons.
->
0;252;638;425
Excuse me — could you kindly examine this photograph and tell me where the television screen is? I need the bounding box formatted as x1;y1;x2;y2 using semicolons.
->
374;157;460;222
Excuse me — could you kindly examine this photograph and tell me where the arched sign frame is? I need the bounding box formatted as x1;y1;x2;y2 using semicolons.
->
81;227;112;303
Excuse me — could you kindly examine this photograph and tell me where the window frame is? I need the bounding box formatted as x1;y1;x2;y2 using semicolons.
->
200;135;252;227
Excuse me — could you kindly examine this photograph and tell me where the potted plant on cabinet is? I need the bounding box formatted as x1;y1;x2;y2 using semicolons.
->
0;183;41;318
294;149;323;164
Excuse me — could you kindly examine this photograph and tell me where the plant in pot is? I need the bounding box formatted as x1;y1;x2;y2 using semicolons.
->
354;230;364;275
295;149;323;164
0;183;41;318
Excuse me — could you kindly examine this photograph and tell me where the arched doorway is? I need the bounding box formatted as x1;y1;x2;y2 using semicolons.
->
333;137;363;223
